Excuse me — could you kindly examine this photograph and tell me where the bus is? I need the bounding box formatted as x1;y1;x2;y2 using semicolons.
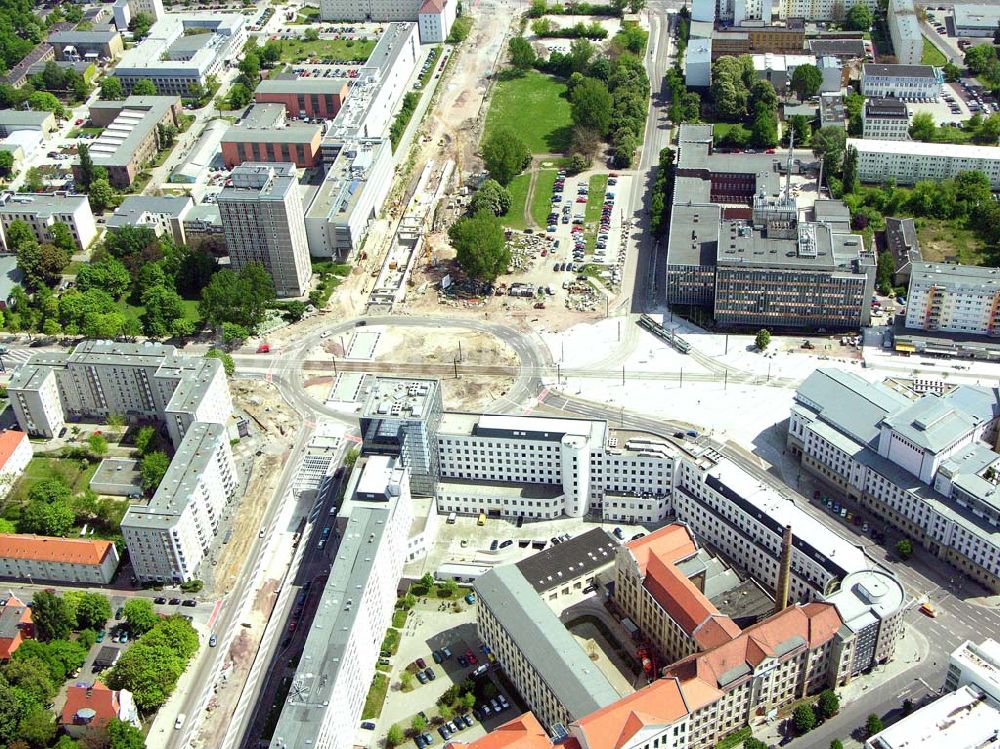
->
477;512;486;526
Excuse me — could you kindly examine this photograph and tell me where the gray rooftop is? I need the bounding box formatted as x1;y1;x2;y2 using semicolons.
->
107;195;193;229
710;578;775;629
476;565;620;720
81;96;179;169
665;203;721;267
863;63;938;79
219;162;298;202
48;30;122;44
361;377;439;420
0;192;90;219
885;396;983;453
885;217;921;271
223;104;321;144
808;39;867;58
0;110;54;127
515;528;617;593
909;261;1000;288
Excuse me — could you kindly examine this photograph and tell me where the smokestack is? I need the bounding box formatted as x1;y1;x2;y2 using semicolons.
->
775;525;793;612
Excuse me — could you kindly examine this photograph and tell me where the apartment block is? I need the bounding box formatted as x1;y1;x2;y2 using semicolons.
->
112;0;165;32
888;0;922;65
788;367;1000;592
849;137;1000;189
48;30;124;62
268;456;412;749
779;0;877;21
476;564;620;732
221;104;323;169
0;192;97;251
321;0;422;21
0;535;120;584
711;21;805;59
905;262;1000;337
254;77;350;120
861;64;942;100
107;195;193;246
862;97;910;140
0;431;30;499
218;163;312;298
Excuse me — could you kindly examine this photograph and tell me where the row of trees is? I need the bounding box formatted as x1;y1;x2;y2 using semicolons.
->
527;0;622;17
649;147;675;237
225;37;283;110
791;689;841;735
909;110;1000;145
531;18;608;40
6;472;126;540
29;61;91;104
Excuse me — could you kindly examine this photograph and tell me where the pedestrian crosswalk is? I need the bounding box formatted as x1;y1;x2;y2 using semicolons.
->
0;348;35;372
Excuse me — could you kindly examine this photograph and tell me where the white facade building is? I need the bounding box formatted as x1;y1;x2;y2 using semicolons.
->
888;0;922;65
218;163;312;298
905;262;1000;337
321;0;422;21
849;138;1000;189
693;0;716;22
417;0;456;43
861;64;942;100
865;685;1000;749
268;456;412;749
862;98;910;140
0;430;30;499
0;192;97;251
780;0;877;21
686;39;712;87
111;0;164;32
946;638;1000;702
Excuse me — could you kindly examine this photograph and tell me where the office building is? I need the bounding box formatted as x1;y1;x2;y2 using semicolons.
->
0;192;97;251
780;0;877;21
75;96;182;189
865;685;1000;749
849;137;1000;189
107;195;193;245
822;568;906;674
862;97;909;140
48;30;123;62
112;0;165;32
711;21;805;59
0;110;55;136
476;564;620;731
885;217;921;286
0;535;121;585
112;14;246;97
612;524;742;665
788;367;1000;592
945;638;1000;702
359;377;444;496
861;64;942;100
687;39;712;87
888;0;923;65
516;527;617;601
820;92;846;129
953;5;1000;37
417;0;456;42
254;77;350;120
905;262;1000;337
221;104;323;169
218;163;313;298
268;455;412;749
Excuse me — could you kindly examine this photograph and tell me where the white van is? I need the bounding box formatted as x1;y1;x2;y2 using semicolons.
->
447;512;457;524
175;714;187;730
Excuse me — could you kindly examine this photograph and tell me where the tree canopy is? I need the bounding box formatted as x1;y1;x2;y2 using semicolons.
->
571;77;613;136
481;127;530;185
199;263;275;333
790;64;823;101
448;209;510;282
469;180;512;217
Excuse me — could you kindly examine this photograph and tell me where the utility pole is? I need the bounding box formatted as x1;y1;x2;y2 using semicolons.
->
680;367;683;388
725;334;729;355
622;366;625;385
453;358;458;379
458;340;463;363
724;370;728;390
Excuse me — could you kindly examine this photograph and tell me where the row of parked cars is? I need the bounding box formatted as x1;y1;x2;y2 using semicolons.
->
473;693;511;721
432;713;477;743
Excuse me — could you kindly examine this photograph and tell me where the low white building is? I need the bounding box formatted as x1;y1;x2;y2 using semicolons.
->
862;97;910;140
861;63;942;100
0;535;121;584
905;262;1000;337
888;0;922;65
686;38;712;87
107;195;193;245
849;137;1000;188
953;5;1000;37
0;192;97;251
945;638;1000;702
112;0;164;32
692;0;715;22
417;0;456;43
0;430;30;499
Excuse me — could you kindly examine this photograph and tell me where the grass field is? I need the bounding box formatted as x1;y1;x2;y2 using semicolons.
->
485;70;573;155
10;456;99;504
530;170;559;227
280;37;376;63
500;172;531;229
361;672;389;720
916;218;989;265
921;36;948;66
119;299;202;325
713;122;750;144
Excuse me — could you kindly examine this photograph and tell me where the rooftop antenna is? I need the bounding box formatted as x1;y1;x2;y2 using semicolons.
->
784;128;794;201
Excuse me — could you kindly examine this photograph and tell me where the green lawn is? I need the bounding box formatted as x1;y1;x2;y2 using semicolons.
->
293;5;319;22
361;672;389;720
280;37;376;63
119;299;201;325
712;122;750;144
530;169;559;227
500;172;531;230
921;36;948;66
915;218;990;265
10;456;99;504
484;70;573;155
68;127;104;138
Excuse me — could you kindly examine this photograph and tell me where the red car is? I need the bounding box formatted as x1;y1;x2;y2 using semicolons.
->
466;651;478;665
74;119;84;126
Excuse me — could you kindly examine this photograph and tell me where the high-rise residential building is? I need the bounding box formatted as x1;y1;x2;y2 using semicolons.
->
905;262;1000;337
218;162;312;298
888;0;922;65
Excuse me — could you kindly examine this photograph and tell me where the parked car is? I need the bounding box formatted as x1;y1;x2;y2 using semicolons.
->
154;597;167;604
425;667;436;681
361;722;376;730
169;598;181;605
465;593;477;605
416;670;428;684
182;599;197;607
416;657;427;669
433;650;444;663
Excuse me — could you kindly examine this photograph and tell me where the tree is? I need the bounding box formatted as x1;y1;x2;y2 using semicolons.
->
468;179;511;218
909;111;936;141
134;425;159;456
509;36;536;69
895;539;913;559
30;591;72;641
108;719;145;749
0;149;13;177
438;704;454;720
100;76;124;101
1;657;56;706
443;579;459;597
845;3;872;30
304;27;320;42
448;210;510;282
750;104;778;148
792;703;816;735
902;698;914;716
481;127;530;185
790;64;822;101
841;145;859;193
943;62;961;82
743;740;768;749
260;40;282;67
49;223;76;254
74;593;112;631
128;12;154;39
76;256;131;298
812;126;847;175
817;689;840;719
27;91;64;118
20;500;74;537
87;432;108;457
18;707;56;749
140;451;170;493
105;642;184;711
977;113;1000;143
571;77;613;137
227;83;253;109
386;724;404;747
965;44;996;76
140;284;185;338
87;179;116;213
122;598;158;636
568;37;595;74
141;616;199;660
866;714;884;737
53;737;79;749
612;129;637;167
876;250;896;295
23;167;44;193
420;572;435;588
830;741;844;749
131;79;157;96
205;348;235;377
411;715;427;732
755;329;771;351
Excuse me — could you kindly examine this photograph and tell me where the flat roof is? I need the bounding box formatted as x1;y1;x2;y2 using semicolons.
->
475;565;620;721
223;105;321;144
867;685;1000;749
865;97;908;118
107;195;192;228
910;261;1000;287
848;137;1000;159
361;377;439;420
0;192;89;218
953;4;1000;28
863;63;937;78
218;162;298;202
515;528;617;593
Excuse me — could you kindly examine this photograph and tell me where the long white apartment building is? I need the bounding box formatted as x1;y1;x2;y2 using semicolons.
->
8;341;236;583
268;455;412;749
861;64;942;100
779;0;876;21
905;261;1000;337
788;368;1000;592
0;192;97;251
888;0;922;65
848;138;1000;189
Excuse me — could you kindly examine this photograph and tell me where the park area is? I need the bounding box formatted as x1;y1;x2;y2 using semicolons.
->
484;71;573;155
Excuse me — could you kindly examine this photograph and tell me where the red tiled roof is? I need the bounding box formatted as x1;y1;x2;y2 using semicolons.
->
0;534;114;566
446;714;552;749
60;682;120;729
573;678;690;749
420;0;447;13
0;595;32;660
0;431;26;470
